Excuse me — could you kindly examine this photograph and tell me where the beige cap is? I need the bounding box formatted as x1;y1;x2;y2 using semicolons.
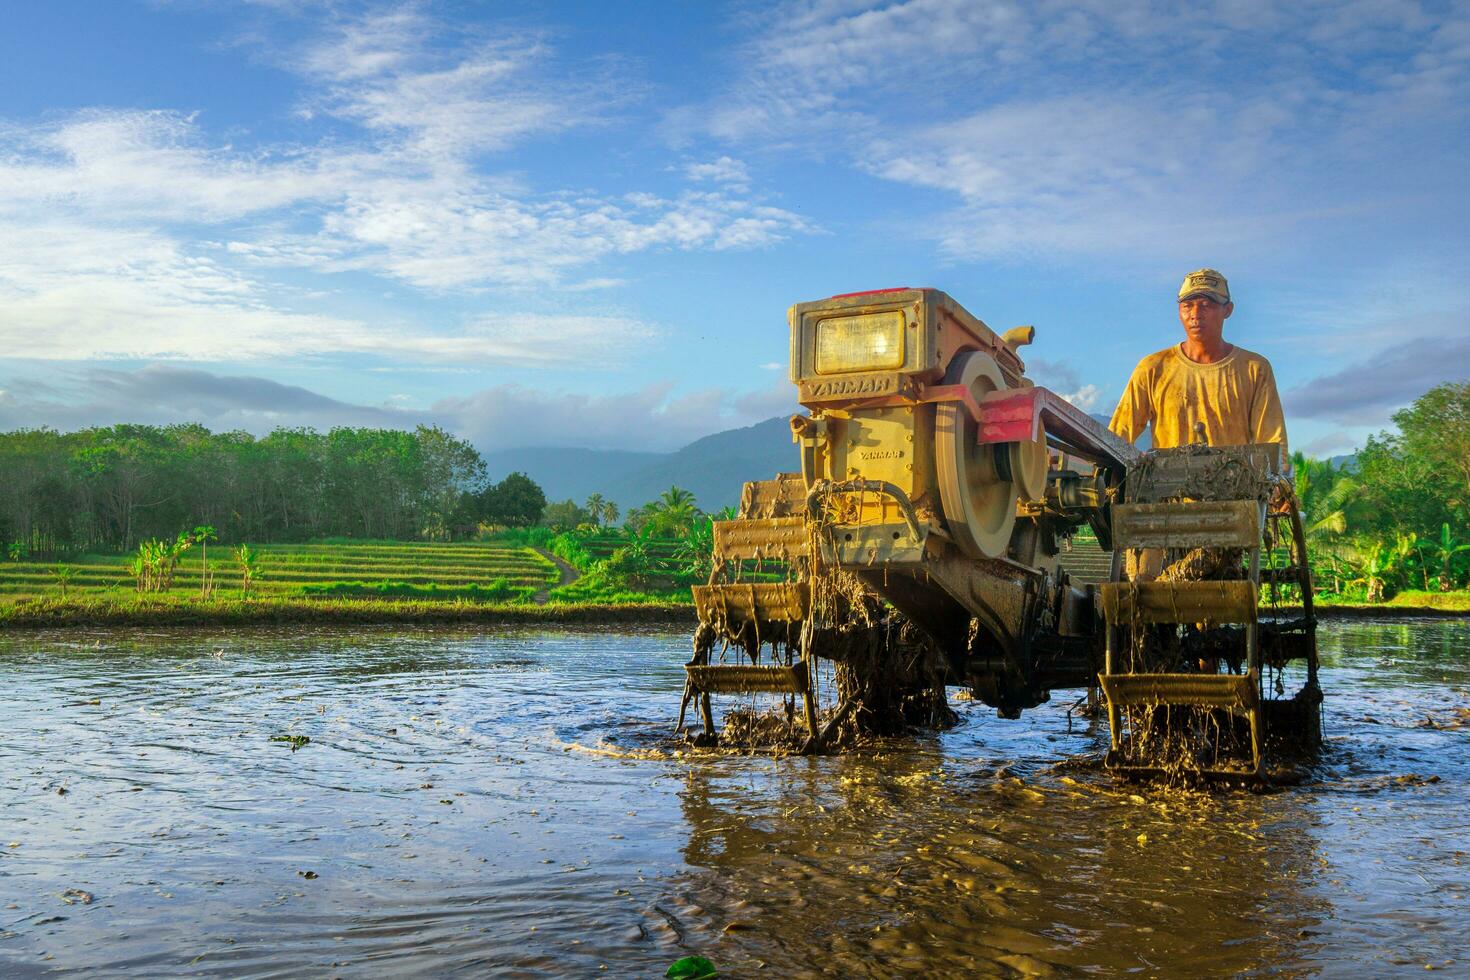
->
1178;268;1230;304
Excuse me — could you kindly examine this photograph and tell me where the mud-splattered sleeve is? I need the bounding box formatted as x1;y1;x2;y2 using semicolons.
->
1109;358;1153;445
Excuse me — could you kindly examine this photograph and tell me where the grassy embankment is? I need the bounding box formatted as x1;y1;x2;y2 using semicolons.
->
0;540;693;628
1311;590;1470;614
5;533;1462;629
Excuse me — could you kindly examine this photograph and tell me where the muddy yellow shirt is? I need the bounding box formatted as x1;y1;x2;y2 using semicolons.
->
1109;344;1287;456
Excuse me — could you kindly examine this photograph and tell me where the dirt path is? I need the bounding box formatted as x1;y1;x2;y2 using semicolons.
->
531;548;580;604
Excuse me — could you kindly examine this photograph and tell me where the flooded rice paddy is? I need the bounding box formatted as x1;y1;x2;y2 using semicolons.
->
1;619;1467;977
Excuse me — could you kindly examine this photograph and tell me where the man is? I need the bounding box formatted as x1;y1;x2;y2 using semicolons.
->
1110;268;1287;457
1110;269;1288;582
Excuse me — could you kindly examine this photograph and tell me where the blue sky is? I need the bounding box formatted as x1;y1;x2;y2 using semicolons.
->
1;0;1466;457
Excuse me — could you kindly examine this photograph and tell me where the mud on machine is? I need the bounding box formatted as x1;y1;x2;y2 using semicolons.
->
680;288;1322;780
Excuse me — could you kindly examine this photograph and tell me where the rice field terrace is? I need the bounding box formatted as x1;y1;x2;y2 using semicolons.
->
0;541;562;604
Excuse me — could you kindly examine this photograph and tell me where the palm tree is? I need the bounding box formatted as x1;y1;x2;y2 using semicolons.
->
1293;453;1360;540
1292;453;1361;592
652;486;700;537
603;501;620;528
585;493;606;527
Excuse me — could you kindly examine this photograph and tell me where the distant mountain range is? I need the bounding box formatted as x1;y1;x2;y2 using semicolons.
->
482;416;796;512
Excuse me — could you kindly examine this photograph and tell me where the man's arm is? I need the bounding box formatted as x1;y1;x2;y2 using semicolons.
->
1250;361;1288;462
1109;362;1152;445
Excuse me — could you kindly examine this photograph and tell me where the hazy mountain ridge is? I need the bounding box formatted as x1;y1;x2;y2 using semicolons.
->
482;416;795;512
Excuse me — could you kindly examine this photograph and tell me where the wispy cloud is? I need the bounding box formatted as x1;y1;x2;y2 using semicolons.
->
1283;331;1470;425
292;10;578;158
692;0;1470;261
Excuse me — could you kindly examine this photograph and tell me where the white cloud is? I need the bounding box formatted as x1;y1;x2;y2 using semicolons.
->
0;218;662;364
1056;383;1102;413
685;156;751;191
0;9;816;365
0;109;348;222
1021;356;1106;413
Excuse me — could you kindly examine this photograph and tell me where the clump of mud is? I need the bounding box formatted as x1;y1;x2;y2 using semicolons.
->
719;709;808;752
1114;703;1259;786
1159;547;1244;582
825;617;957;744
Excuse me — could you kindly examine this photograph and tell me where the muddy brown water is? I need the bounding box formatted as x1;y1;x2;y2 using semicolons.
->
0;620;1466;977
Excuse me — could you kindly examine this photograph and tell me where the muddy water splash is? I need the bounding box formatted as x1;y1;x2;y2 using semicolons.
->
0;620;1466;976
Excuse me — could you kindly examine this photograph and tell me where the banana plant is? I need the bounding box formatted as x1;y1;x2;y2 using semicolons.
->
233;543;261;596
1346;541;1390;603
1428;523;1470;592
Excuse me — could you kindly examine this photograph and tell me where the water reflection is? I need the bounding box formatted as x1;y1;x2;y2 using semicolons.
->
0;619;1465;975
669;742;1334;976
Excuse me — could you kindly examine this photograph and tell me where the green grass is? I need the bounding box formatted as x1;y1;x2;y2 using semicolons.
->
1315;589;1470;613
545;569;691;605
0;540;559;602
295;578;534;603
0;594;695;628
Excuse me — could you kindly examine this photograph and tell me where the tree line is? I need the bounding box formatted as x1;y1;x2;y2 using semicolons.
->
1294;381;1470;598
0;424;493;554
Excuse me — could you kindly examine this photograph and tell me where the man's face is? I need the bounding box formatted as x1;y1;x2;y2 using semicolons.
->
1178;295;1233;344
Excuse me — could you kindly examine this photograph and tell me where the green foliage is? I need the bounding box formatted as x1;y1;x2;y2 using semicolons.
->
673;516;715;581
234;543;261;595
2;540;557;604
543;498;591;530
269;734;311;752
1290;383;1470;601
1427;522;1470;592
0;423;488;550
490;525;557;548
0;593;692;627
476;471;547;528
548;532;595;572
665;955;718;980
130;535;196;593
294;578;532;603
546;566;680;604
602;537;653;584
50;563;75;597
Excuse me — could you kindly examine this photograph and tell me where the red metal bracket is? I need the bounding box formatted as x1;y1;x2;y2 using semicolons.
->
975;387;1141;469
